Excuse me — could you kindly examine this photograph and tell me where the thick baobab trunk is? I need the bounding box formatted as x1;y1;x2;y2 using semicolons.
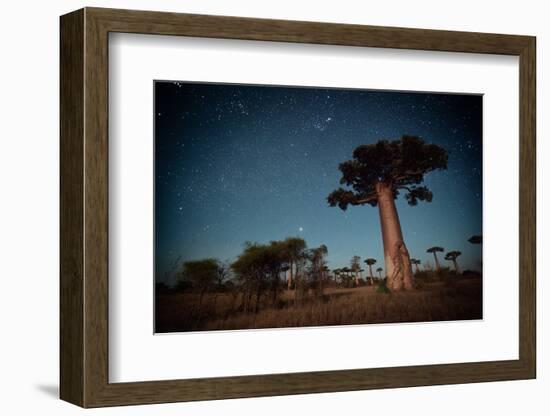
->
375;182;415;291
414;263;420;273
432;252;440;270
355;272;359;287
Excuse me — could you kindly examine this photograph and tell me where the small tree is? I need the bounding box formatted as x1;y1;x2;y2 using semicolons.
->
283;237;307;290
410;258;421;273
231;243;270;313
445;251;462;274
180;258;219;313
215;260;230;289
376;267;383;280
341;267;353;287
427;246;444;270
364;258;377;285
308;245;329;296
328;136;448;291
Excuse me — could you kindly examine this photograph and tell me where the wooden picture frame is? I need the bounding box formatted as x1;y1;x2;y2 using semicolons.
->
60;7;536;408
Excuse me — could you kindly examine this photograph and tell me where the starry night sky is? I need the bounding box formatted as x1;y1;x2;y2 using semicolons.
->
155;81;482;285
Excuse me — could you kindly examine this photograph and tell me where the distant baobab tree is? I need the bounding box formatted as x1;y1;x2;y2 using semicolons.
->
328;136;448;291
410;258;421;273
376;267;383;280
332;268;341;284
341;267;352;287
281;265;290;288
364;258;377;285
468;235;482;244
468;235;482;269
427;246;444;270
445;251;462;274
350;255;361;286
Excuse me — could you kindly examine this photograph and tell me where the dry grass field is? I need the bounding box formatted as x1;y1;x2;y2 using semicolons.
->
155;275;482;333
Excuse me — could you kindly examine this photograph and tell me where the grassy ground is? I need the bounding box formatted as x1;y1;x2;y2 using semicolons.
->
155;275;482;333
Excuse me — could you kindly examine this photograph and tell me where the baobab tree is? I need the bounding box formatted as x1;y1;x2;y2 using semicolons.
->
376;267;383;280
410;258;421;273
351;255;361;286
328;136;448;290
468;235;482;244
281;265;290;288
332;268;341;285
468;234;482;269
341;267;353;287
445;251;462;274
364;258;377;285
427;246;444;270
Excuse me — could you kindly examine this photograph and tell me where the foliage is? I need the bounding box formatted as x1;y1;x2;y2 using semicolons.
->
364;258;377;266
444;251;462;261
468;235;482;244
179;258;220;295
327;136;448;210
307;245;329;295
282;237;307;268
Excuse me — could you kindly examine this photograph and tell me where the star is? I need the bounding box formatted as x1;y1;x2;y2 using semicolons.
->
155;81;482;282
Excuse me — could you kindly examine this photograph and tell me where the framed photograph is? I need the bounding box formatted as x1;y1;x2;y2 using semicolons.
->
60;7;536;407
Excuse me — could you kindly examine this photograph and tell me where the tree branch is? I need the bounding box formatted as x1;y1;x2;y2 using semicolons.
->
393;171;424;183
396;185;412;193
354;193;378;205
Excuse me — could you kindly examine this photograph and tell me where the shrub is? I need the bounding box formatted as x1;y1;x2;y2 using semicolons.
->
376;281;391;294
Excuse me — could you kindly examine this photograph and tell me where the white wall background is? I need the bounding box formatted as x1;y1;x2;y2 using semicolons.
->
0;0;545;414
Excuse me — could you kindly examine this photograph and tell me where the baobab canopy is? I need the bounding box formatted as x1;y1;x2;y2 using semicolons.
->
468;235;482;244
445;251;462;261
327;135;448;210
